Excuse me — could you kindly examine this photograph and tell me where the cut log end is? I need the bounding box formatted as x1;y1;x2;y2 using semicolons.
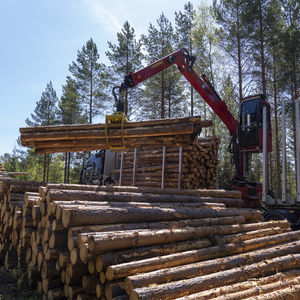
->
80;243;89;263
62;209;72;228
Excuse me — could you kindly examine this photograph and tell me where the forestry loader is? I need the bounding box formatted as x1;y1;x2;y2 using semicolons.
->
84;48;300;228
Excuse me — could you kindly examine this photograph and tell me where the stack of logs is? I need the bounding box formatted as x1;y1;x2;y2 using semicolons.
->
1;180;300;299
120;136;220;189
19;117;212;154
0;176;43;270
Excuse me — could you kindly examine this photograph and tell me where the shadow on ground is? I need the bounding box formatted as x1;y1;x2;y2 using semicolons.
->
0;267;42;300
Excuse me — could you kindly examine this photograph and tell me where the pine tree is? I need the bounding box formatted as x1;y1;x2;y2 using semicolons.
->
69;38;107;124
281;0;299;191
58;77;85;183
175;2;196;115
193;5;226;136
213;0;252;102
26;81;59;182
26;81;58;127
106;21;143;119
142;14;186;119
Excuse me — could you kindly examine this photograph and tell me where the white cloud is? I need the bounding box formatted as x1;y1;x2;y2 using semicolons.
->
82;0;122;33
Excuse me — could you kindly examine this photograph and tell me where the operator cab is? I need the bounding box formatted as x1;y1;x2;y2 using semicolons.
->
239;94;272;152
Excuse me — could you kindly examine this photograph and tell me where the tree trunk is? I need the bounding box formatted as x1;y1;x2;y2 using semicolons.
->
259;1;266;96
236;3;243;102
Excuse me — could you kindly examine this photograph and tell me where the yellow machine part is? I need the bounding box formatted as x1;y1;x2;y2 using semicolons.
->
105;112;128;151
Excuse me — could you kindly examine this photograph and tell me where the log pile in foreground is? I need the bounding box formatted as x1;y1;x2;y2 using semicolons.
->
120;136;220;189
0;175;43;271
1;181;300;299
19;116;212;153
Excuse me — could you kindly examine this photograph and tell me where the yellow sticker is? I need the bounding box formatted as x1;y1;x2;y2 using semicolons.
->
151;61;163;68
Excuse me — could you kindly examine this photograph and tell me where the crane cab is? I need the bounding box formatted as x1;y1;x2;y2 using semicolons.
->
238;94;272;153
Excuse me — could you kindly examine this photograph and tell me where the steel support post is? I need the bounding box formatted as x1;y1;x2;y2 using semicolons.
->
178;146;183;189
161;146;166;189
132;148;137;186
262;106;268;203
119;152;124;186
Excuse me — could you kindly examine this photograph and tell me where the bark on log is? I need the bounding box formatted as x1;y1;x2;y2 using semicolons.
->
45;184;241;199
62;206;260;228
211;277;300;300
97;239;212;272
106;230;300;280
125;239;300;291
47;189;242;205
129;254;300;300
165;270;300;300
88;221;287;255
105;281;126;300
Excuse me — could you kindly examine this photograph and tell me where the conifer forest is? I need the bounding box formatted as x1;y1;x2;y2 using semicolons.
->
1;1;299;199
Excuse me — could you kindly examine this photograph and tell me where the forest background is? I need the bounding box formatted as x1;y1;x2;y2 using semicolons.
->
0;0;299;199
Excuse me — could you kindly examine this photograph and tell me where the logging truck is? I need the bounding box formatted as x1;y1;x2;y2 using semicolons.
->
105;48;300;228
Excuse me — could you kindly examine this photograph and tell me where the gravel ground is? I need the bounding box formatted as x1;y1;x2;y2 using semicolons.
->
0;267;42;300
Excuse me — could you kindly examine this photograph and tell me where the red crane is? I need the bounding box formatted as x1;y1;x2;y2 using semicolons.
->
113;48;272;207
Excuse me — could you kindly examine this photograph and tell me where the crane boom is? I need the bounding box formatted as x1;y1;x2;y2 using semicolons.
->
116;48;238;135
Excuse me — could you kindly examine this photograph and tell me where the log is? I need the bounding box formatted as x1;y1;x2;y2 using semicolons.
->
62;206;260;228
47;189;242;205
47;287;65;300
68;215;245;239
106;230;300;280
69;215;245;252
82;275;98;293
125;239;300;291
243;286;300;300
88;221;286;255
174;270;300;299
105;281;126;300
41;259;60;279
129;254;300;300
45;184;241;199
49;231;68;249
42;277;62;294
97;238;212;272
211;277;300;300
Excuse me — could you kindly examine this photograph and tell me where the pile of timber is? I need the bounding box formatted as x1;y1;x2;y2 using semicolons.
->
0;176;43;270
1;181;300;299
19;117;212;154
120;136;220;189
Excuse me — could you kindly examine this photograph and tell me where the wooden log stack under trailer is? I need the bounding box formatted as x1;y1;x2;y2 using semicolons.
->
1;179;300;299
119;136;220;189
19;117;212;153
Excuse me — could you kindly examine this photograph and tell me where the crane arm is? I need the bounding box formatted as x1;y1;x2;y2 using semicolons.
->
115;48;238;135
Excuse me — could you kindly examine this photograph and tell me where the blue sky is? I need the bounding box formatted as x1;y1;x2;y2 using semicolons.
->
0;0;207;156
